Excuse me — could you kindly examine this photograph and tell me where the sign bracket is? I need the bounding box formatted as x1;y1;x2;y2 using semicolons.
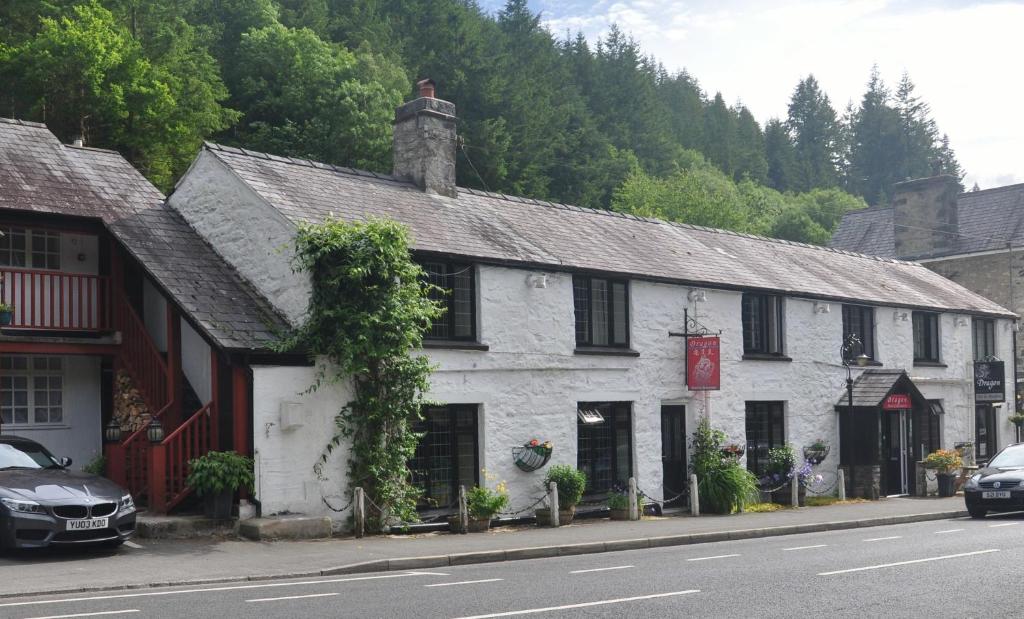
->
670;309;723;390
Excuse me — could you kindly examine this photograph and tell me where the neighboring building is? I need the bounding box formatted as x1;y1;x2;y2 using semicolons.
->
165;82;1016;517
0;118;286;519
832;176;1024;461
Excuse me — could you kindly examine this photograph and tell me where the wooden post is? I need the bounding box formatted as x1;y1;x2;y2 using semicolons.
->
627;477;639;521
838;468;847;501
548;481;560;528
458;485;469;534
231;365;250;500
689;473;700;516
148;442;168;514
791;475;800;507
354;487;365;539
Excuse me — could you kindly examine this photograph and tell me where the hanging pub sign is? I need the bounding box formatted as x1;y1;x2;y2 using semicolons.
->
687;336;720;391
882;393;911;410
974;360;1005;402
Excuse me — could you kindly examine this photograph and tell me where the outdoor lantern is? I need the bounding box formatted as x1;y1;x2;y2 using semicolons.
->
856;353;871;367
104;419;122;443
147;418;164;443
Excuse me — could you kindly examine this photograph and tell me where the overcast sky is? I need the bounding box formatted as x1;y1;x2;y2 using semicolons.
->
481;0;1024;190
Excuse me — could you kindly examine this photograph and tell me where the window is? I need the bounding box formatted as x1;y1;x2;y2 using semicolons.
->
410;405;478;509
577;402;632;494
913;400;942;462
742;293;784;356
842;305;875;360
573;276;629;348
422;261;475;341
0;227;60;270
976;404;997;462
973;318;996;361
912;312;940;362
745;401;785;478
0;356;63;425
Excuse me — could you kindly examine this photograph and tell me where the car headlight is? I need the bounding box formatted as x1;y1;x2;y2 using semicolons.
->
966;474;982;488
120;494;135;513
0;498;45;514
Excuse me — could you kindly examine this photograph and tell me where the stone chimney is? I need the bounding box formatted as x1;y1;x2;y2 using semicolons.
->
392;79;458;198
892;175;962;259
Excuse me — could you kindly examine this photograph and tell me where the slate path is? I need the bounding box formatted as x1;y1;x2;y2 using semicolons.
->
0;496;968;598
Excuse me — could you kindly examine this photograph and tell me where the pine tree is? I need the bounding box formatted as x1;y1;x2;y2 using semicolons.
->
732;104;768;184
786;75;840;191
764;118;797;191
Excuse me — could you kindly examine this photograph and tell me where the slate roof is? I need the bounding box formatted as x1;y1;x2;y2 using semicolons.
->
0;119;285;350
203;143;1014;318
834;369;926;408
830;183;1024;259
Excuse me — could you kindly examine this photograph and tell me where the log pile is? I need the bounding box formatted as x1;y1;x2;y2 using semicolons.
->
113;370;151;432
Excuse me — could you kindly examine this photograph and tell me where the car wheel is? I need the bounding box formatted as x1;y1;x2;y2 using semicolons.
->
968;507;987;519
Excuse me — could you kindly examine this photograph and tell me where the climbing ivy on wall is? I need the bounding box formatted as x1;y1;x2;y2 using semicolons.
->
280;217;442;529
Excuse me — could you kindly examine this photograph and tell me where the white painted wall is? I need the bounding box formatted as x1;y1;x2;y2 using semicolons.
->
250;263;1016;523
60;232;99;275
142;277;168;352
0;355;102;470
180;318;212;404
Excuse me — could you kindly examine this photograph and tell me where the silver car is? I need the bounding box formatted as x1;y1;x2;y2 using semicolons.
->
0;436;136;549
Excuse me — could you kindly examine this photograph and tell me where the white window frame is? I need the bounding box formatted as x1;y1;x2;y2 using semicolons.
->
0;356;65;427
0;226;61;270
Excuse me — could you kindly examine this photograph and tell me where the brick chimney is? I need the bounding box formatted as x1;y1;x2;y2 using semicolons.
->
392;79;458;198
892;175;963;259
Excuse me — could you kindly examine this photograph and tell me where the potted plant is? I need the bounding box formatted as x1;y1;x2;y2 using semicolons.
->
764;445;808;506
689;417;759;514
720;443;745;460
464;478;509;532
607;491;631;520
924;449;963;497
802;439;830;465
0;302;12;326
186;451;254;519
535;464;587;526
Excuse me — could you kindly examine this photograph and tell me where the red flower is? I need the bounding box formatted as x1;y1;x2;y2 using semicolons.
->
529;439;539;447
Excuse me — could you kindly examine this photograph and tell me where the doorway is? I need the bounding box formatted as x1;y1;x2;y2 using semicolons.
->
660;405;686;506
882;409;910;496
975;404;997;464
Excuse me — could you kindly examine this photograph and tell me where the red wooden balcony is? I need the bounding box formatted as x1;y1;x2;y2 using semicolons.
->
0;267;113;331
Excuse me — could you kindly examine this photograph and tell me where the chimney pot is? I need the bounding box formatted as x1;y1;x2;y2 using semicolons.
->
417;78;436;99
72;136;84;148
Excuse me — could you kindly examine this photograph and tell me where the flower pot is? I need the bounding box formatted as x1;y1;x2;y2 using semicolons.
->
467;517;491;533
609;507;630;521
771;486;806;507
203;489;234;520
803;446;829;465
534;505;576;526
0;310;11;326
937;472;957;497
448;515;466;534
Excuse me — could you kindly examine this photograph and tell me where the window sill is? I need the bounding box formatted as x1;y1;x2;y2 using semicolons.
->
574;347;640;357
846;359;884;367
420;340;489;351
913;361;947;368
742;353;792;362
1;424;70;431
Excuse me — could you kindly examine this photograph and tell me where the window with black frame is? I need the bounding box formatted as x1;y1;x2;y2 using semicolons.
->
741;293;785;356
972;318;996;360
912;312;940;362
577;402;632;494
745;401;785;478
573;276;629;348
421;261;475;341
842;305;875;361
409;404;479;509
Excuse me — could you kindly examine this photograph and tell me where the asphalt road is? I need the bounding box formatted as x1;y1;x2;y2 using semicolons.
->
2;512;1022;619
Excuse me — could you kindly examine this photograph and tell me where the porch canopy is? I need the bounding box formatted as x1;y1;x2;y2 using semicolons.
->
833;369;929;412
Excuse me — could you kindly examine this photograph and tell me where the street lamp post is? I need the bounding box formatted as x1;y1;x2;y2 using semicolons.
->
841;334;870;411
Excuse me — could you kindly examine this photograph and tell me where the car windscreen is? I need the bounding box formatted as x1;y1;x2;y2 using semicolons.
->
0;443;59;470
987;444;1024;468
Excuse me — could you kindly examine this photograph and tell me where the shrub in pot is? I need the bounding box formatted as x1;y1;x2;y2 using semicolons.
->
186;451;254;519
0;302;12;326
464;478;509;532
924;449;963;497
536;464;587;526
690;416;759;513
607;491;631;520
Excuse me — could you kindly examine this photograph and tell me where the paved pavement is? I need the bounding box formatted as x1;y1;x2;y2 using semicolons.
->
2;511;1021;618
0;497;966;599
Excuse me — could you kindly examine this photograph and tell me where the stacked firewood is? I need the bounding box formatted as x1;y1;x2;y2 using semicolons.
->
113;370;151;432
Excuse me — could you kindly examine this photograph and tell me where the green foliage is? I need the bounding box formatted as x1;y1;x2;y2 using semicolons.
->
689;416;759;514
280;217;441;530
606;491;630;510
466;479;509;520
766;445;797;477
543;464;587;508
83;454;106;476
186;450;255;497
0;302;12;313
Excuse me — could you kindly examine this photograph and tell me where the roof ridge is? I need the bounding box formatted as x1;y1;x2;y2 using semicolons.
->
959;182;1024;198
0;117;48;129
204;142;411;186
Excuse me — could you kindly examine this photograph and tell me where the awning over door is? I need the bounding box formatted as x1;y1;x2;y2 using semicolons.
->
834;369;929;411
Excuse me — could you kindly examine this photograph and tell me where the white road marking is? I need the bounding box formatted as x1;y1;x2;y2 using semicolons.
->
122;541;143;549
247;593;339;603
818;549;1000;576
0;572;438;608
26;611;139;619
569;566;634;574
783;544;827;551
863;536;902;542
686;554;739;562
989;522;1019;528
451;590;701;618
934;529;964;534
425;579;504;588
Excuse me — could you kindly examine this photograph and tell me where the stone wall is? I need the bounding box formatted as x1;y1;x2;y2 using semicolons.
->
893;175;962;259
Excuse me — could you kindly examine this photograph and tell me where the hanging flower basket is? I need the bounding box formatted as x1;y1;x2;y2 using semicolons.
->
512;440;553;472
803;443;830;465
720;443;745;460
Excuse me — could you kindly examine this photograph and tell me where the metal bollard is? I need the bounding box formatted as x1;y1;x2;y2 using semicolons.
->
838;468;846;501
627;477;639;521
458;485;469;534
689;473;700;516
354;487;365;538
548;481;560;527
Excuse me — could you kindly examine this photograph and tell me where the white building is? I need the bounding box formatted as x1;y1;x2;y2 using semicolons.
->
166;83;1016;521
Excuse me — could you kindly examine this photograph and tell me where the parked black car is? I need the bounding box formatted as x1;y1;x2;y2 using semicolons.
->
964;442;1024;518
0;436;136;549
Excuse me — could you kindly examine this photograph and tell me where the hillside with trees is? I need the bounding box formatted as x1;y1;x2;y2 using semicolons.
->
0;0;963;244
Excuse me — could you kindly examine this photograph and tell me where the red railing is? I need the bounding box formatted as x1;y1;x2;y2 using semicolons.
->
115;297;169;413
151;402;216;513
106;401;172;500
0;267;112;330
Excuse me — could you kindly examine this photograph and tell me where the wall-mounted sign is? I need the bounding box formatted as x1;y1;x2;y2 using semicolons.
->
687;336;720;391
974;361;1005;402
883;393;911;410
